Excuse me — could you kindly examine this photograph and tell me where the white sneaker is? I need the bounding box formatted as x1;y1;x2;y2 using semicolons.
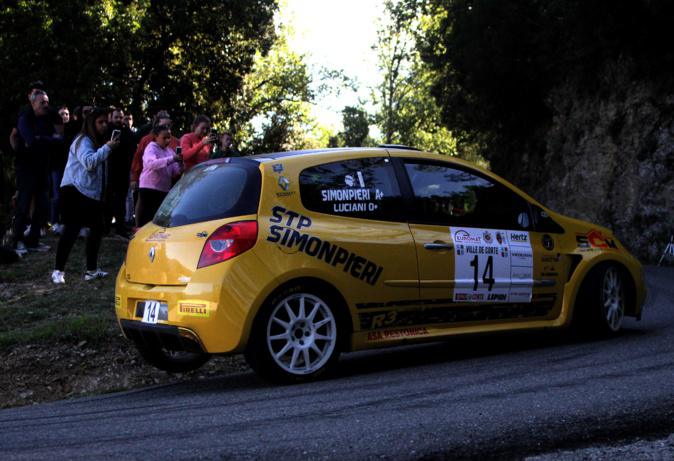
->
15;241;27;256
51;270;66;284
84;269;108;281
79;228;90;238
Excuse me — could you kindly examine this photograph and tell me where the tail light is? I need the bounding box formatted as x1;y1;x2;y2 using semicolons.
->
197;221;258;269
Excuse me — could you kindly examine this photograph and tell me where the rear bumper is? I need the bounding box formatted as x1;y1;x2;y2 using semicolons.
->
119;320;206;353
115;261;262;354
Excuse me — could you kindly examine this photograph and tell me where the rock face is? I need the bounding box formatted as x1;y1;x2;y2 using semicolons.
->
526;61;674;263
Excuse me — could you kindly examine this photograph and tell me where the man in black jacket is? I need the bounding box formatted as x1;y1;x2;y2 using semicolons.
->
14;90;63;254
104;107;135;239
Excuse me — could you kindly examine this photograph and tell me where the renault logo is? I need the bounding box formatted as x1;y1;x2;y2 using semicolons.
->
149;247;156;263
278;176;290;191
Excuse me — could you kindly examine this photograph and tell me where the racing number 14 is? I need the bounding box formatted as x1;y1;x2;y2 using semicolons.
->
142;301;160;324
469;255;495;291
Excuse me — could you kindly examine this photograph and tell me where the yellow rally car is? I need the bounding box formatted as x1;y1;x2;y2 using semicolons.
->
115;147;646;382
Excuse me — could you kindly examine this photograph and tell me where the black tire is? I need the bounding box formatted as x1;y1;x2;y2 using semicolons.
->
136;343;211;373
573;263;626;336
244;284;342;383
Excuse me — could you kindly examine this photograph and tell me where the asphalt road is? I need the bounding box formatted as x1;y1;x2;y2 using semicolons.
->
1;266;673;460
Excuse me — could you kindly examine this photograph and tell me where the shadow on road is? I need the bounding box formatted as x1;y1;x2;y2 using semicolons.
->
333;326;649;380
148;324;652;397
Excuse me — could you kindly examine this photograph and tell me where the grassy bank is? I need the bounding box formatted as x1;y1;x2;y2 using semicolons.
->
0;234;124;347
0;233;248;408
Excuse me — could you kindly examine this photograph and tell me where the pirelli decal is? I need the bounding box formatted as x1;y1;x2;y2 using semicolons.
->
267;206;383;286
178;302;209;318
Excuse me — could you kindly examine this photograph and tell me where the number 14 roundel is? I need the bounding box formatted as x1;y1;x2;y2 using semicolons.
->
450;227;533;303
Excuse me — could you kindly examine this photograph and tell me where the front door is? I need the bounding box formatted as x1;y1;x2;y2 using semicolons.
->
396;156;555;327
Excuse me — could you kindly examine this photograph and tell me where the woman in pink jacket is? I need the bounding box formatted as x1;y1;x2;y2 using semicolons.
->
137;124;182;227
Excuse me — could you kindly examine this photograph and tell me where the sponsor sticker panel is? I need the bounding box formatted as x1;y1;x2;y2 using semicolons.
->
450;227;533;303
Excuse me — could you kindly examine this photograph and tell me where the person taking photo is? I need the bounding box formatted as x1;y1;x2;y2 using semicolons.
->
51;107;120;284
180;114;215;172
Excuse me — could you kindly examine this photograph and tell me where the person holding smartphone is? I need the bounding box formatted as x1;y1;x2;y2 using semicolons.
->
104;108;135;239
179;114;215;172
51;107;120;284
137;124;182;226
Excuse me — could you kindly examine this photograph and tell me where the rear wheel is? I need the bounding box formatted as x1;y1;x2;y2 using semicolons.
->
575;264;626;335
136;344;211;373
245;286;340;383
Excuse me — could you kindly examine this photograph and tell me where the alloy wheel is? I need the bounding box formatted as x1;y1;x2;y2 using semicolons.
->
266;293;337;375
601;266;625;332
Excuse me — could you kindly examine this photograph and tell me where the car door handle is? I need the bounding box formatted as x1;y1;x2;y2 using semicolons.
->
424;243;454;250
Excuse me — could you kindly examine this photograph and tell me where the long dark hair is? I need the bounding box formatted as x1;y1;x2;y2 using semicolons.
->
191;114;211;132
74;107;108;151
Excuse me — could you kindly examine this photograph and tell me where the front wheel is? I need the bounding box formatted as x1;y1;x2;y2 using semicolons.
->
575;264;626;336
136;343;211;373
599;266;626;332
245;287;341;383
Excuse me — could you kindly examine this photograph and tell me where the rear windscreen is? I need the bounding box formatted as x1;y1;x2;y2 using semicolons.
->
153;161;261;228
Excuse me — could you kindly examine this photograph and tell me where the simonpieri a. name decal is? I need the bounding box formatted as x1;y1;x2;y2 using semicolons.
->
450;227;533;303
319;171;385;214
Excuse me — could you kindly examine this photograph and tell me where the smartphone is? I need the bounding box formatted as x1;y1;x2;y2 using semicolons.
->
176;146;182;156
111;129;121;141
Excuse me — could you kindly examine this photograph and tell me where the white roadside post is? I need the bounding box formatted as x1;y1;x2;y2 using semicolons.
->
658;235;674;266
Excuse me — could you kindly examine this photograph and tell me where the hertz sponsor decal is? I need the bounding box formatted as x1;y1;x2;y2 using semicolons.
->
267;206;384;286
178;302;209;318
367;327;429;341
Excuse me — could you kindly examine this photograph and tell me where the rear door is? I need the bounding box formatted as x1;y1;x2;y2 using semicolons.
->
292;155;420;334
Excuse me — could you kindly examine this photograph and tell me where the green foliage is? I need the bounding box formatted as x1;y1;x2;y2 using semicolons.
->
372;0;418;145
372;0;461;158
0;0;277;140
230;26;317;154
109;0;278;133
341;106;371;147
0;0;278;209
419;0;674;173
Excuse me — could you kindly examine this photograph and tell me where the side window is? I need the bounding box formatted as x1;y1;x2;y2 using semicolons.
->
531;204;565;233
300;157;402;221
403;161;531;230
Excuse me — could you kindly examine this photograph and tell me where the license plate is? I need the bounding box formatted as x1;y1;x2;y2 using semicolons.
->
136;301;168;324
